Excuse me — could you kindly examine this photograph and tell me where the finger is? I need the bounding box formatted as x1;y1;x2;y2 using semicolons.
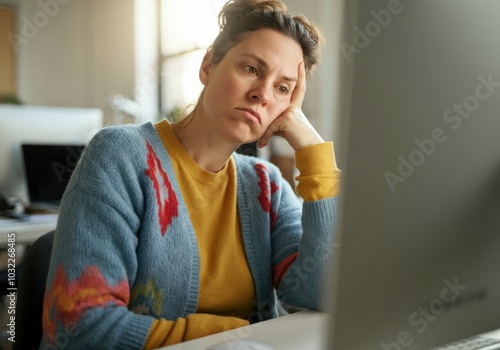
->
257;133;271;148
290;61;306;108
257;124;277;148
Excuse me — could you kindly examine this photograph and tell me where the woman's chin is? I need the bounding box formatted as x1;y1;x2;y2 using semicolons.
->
226;128;260;147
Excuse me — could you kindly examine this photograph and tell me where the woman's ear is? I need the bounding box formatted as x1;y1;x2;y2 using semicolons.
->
199;50;215;86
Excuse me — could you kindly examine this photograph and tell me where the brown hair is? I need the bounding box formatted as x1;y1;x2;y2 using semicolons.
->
210;0;324;78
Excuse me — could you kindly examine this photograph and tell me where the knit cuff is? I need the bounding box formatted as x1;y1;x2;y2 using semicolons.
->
295;142;341;201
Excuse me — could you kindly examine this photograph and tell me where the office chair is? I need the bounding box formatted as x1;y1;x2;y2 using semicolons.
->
14;230;54;350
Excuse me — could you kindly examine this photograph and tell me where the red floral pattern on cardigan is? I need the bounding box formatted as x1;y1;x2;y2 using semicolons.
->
255;163;279;229
144;142;179;235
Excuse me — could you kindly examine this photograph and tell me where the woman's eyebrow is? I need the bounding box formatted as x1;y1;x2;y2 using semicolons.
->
240;53;298;82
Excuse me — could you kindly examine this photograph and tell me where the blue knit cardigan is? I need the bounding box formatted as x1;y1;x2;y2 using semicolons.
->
40;122;338;349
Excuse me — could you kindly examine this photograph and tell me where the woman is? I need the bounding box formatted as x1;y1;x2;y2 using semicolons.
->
41;0;341;348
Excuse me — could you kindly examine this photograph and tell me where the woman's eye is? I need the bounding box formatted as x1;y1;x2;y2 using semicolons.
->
246;66;258;75
278;86;289;94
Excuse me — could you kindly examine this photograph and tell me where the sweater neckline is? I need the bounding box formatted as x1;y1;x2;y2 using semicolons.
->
154;119;234;185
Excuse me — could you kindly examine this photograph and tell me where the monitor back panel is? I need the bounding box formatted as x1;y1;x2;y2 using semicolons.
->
328;0;500;349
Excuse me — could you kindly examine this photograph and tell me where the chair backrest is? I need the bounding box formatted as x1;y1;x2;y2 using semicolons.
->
14;230;54;350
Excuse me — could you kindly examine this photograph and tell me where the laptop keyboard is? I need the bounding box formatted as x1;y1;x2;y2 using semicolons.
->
433;336;500;350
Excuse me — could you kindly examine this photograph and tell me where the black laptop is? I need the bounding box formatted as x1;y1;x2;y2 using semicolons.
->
21;144;85;210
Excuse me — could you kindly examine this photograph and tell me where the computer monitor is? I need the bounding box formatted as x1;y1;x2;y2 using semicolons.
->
326;0;500;349
21;144;86;209
0;105;102;206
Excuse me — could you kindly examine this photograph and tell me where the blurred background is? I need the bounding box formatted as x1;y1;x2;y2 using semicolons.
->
0;0;347;146
0;1;348;348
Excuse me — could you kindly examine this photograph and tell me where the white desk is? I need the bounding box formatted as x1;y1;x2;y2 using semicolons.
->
158;311;328;350
0;214;57;247
157;310;500;350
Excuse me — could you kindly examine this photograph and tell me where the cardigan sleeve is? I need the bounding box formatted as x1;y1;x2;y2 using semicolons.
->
270;143;340;310
41;131;154;349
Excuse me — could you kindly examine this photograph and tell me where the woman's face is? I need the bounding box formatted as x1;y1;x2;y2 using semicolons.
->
199;28;304;145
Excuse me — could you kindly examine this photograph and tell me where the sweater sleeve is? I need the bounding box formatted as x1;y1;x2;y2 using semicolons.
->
273;195;337;310
267;144;340;311
294;142;341;201
144;314;249;348
40;128;154;349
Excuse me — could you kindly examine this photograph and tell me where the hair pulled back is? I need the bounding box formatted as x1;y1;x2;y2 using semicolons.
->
210;0;324;77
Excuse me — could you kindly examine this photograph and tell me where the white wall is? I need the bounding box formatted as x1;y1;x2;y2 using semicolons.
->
14;0;158;124
11;0;347;142
134;0;159;122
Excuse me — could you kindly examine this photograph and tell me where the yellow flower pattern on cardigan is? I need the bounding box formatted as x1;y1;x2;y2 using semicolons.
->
130;279;164;317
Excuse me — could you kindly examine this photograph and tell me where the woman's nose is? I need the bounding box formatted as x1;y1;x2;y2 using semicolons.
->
249;82;271;104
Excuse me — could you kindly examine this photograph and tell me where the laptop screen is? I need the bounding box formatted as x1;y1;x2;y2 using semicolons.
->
21;144;85;207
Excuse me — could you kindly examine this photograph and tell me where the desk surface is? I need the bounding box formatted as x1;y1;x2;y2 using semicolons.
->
0;214;57;246
158;311;500;350
159;311;328;350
